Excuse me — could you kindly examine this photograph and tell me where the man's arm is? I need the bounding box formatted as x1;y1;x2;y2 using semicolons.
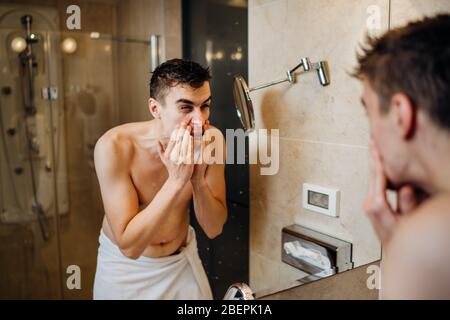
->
94;126;192;259
382;195;450;299
191;128;227;239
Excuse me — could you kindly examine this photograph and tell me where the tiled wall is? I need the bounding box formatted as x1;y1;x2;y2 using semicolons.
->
390;0;450;28
115;0;182;124
249;0;450;294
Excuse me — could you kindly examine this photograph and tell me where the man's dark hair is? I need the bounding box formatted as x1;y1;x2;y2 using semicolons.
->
353;14;450;131
150;58;211;103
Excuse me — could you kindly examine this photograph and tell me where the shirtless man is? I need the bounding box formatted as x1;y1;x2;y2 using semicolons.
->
93;59;227;299
354;14;450;299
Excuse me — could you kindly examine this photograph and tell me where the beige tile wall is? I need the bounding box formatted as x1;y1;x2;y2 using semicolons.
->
390;0;450;28
249;0;389;293
249;0;450;296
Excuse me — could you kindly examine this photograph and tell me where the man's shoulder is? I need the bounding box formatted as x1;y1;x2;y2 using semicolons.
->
390;193;450;262
95;126;131;156
97;120;154;148
397;193;450;239
410;193;450;227
94;122;146;164
385;193;450;298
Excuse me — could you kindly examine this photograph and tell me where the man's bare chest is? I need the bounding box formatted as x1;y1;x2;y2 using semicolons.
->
129;150;192;206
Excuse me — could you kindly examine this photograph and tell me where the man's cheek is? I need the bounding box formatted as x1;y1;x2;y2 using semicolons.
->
170;114;187;126
378;147;399;190
183;114;194;123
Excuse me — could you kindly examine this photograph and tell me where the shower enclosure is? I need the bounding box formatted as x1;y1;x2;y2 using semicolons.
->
0;3;154;299
0;7;69;298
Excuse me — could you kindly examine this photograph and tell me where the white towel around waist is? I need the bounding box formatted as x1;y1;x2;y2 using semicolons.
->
93;226;213;300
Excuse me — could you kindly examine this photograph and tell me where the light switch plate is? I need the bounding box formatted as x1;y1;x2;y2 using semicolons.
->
302;183;340;217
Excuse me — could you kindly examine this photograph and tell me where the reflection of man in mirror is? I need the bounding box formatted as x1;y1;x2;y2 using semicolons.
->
354;14;450;299
93;59;227;299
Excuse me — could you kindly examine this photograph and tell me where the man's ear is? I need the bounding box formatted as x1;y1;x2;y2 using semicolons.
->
149;98;161;119
391;93;416;139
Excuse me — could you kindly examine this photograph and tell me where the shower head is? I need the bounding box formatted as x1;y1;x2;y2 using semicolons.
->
20;15;32;27
20;15;38;43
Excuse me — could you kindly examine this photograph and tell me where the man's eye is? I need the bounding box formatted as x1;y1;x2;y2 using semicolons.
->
181;106;193;111
201;104;210;109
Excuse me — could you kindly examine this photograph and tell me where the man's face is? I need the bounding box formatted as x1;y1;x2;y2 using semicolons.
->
157;81;211;136
361;79;409;189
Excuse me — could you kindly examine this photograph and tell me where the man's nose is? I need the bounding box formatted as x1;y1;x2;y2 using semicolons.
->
191;110;206;123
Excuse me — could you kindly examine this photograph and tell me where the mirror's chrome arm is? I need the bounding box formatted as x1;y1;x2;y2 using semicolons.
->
290;57;311;73
249;57;309;92
249;57;329;92
249;75;291;92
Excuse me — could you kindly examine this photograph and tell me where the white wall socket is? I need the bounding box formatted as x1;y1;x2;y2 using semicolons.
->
302;183;340;218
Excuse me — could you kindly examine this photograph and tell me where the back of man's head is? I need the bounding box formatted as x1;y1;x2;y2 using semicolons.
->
353;14;450;131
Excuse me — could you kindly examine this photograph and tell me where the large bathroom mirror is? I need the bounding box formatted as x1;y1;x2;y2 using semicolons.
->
0;0;381;300
2;0;449;301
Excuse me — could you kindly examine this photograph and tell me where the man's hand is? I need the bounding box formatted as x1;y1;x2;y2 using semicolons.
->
363;139;421;245
157;122;194;186
191;120;210;184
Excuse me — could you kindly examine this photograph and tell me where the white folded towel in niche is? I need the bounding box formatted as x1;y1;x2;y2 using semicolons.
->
93;226;213;300
283;240;331;270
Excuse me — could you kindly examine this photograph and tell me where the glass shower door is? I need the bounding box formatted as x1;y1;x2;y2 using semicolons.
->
0;27;66;299
1;4;161;300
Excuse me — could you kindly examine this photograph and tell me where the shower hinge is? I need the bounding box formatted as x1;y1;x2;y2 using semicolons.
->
41;87;58;100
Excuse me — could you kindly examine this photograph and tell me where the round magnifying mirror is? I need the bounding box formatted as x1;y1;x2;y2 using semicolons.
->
233;75;255;131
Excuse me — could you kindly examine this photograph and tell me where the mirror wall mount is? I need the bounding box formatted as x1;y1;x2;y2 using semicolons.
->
233;57;330;131
249;57;330;91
